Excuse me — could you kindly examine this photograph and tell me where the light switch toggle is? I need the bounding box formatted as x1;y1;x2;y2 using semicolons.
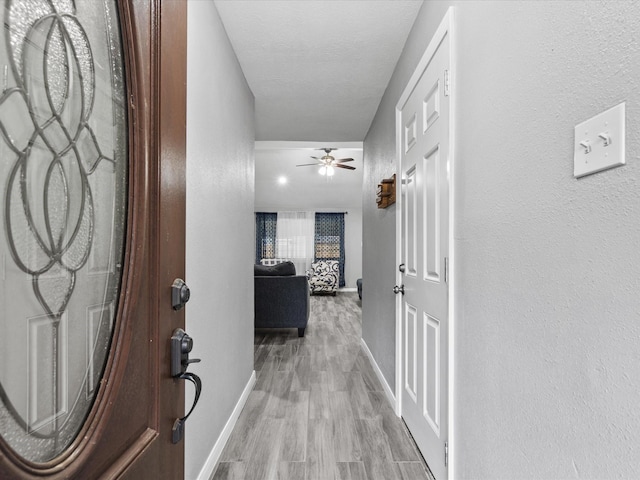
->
598;133;611;146
579;140;592;154
573;102;625;178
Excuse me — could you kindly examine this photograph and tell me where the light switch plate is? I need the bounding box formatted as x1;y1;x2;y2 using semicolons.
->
574;102;625;178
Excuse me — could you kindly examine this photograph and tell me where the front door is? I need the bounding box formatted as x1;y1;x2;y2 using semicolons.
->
397;12;452;480
0;1;187;478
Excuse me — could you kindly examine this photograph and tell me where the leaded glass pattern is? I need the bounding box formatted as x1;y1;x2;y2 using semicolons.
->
0;0;127;462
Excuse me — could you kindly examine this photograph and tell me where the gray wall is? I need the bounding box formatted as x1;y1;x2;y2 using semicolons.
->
363;1;640;478
185;2;255;479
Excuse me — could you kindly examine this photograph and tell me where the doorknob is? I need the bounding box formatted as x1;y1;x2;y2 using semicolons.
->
393;284;405;295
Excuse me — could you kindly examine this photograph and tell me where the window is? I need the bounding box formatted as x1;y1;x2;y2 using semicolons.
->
276;211;314;274
314;213;345;287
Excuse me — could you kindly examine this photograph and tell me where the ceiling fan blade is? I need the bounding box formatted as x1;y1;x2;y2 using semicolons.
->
335;164;356;170
335;158;354;163
296;163;322;167
310;156;321;160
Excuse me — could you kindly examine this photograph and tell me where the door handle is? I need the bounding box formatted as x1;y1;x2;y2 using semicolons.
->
171;328;201;377
170;328;202;443
171;372;202;444
393;284;405;295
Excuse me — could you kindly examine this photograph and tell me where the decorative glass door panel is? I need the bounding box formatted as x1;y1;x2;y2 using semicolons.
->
0;0;127;463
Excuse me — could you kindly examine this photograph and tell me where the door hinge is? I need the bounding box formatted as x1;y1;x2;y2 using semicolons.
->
443;257;448;284
444;70;450;97
445;441;448;467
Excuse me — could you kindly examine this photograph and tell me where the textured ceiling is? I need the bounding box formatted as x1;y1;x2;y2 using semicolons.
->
214;0;424;141
254;143;364;210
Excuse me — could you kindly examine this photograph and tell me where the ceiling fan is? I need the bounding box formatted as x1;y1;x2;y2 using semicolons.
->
296;148;355;176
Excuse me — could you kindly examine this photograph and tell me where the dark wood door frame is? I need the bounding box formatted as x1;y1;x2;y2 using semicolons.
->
0;0;187;478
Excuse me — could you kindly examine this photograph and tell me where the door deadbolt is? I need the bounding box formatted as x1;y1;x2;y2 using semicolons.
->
172;278;190;310
399;263;406;273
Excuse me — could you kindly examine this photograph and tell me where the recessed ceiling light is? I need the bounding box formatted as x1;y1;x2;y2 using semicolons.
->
277;176;287;185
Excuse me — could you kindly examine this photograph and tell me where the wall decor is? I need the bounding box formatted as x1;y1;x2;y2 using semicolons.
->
376;174;396;208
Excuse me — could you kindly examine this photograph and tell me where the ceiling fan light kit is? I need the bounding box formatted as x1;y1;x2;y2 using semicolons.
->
319;165;335;176
296;148;356;177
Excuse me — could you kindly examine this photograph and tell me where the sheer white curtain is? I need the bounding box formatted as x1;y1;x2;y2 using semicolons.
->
276;211;314;275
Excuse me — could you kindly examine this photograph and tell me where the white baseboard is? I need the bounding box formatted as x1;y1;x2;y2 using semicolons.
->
196;370;256;480
360;338;396;413
338;287;357;292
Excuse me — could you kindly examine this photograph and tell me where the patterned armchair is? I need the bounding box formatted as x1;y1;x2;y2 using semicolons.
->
307;260;339;295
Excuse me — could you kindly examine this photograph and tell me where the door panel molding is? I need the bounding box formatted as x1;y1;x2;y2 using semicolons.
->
404;165;418;277
404;303;418;403
423;312;441;435
424;146;441;283
423;80;441;133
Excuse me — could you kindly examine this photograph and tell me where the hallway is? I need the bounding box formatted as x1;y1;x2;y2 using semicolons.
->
212;293;433;480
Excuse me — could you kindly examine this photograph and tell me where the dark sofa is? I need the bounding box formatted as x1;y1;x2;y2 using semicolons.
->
254;262;310;337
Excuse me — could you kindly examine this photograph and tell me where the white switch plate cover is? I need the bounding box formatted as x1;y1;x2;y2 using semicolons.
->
574;102;625;178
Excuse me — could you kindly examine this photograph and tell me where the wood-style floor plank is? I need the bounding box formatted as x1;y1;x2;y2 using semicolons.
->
335;462;368;480
306;418;337;480
398;461;434;480
345;372;376;420
329;391;362;462
243;418;284;479
278;391;309;461
277;461;307;480
219;390;268;462
356;417;402;480
211;462;246;480
211;293;434;480
254;344;272;370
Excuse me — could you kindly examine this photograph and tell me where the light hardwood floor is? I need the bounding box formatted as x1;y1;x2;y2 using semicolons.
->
212;293;434;480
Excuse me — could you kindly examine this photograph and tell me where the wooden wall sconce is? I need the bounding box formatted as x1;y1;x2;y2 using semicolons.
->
376;174;396;209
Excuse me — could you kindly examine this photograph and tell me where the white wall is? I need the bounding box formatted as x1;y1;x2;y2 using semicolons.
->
343;208;362;289
185;2;255;479
364;1;640;478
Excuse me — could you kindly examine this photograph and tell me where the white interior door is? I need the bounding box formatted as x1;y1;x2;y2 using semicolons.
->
397;16;451;480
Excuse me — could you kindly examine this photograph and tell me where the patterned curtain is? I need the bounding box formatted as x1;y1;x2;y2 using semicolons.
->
255;212;277;264
314;213;345;287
